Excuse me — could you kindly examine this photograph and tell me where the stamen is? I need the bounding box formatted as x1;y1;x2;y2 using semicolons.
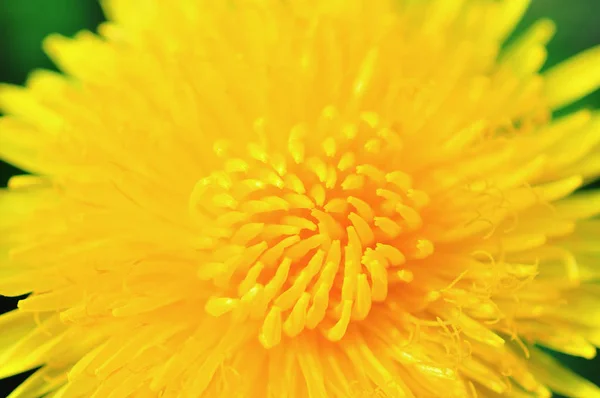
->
197;129;435;346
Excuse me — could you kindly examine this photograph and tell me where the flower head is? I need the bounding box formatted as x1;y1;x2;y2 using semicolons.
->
1;0;600;397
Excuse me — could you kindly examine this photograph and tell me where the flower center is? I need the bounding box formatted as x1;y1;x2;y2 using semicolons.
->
192;106;435;348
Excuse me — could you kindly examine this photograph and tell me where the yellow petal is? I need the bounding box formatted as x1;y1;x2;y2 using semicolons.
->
6;365;68;398
544;45;600;109
0;312;63;379
491;0;531;42
554;189;600;220
529;348;600;398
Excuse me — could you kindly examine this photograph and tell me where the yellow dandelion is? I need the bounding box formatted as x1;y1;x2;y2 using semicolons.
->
2;0;600;397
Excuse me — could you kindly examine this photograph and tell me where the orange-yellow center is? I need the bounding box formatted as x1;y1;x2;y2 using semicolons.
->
193;106;435;348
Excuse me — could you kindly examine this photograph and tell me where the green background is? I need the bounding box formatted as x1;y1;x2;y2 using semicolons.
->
0;0;598;396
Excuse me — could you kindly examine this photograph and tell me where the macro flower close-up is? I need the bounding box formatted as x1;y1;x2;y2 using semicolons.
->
1;0;600;396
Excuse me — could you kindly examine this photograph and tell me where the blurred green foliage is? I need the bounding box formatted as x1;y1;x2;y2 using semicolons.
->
0;0;104;84
0;1;598;396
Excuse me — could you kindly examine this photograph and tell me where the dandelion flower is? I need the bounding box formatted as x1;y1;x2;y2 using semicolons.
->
2;0;600;397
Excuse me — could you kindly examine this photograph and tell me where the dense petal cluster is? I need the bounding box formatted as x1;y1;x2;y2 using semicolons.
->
1;0;600;397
